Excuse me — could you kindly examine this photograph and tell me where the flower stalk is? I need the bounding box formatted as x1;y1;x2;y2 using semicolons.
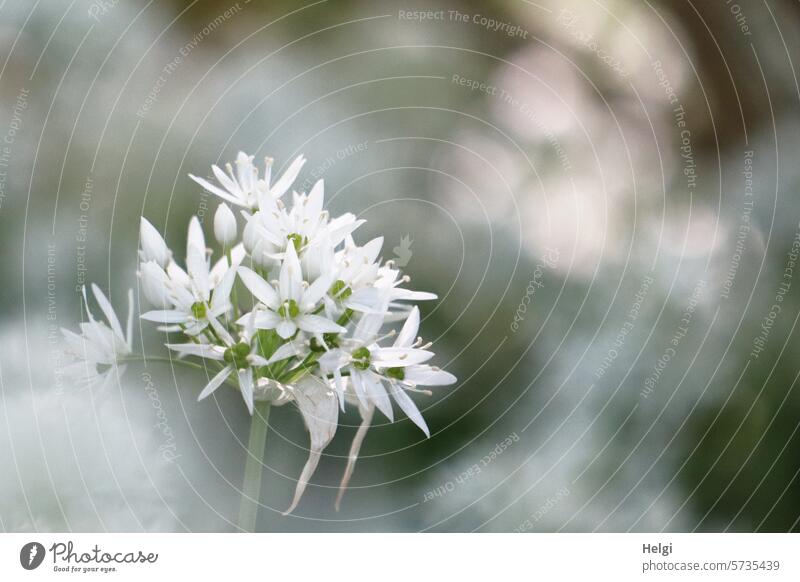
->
237;400;271;532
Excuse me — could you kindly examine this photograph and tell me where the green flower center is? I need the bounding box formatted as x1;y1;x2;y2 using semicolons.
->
223;342;251;369
190;301;207;320
286;233;307;253
277;299;300;319
351;346;371;371
330;279;352;300
386;367;405;381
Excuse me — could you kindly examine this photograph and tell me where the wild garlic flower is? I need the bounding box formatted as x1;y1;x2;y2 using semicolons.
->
62;150;457;515
60;284;133;389
236;243;345;340
242;180;363;267
139;217;241;336
166;314;267;414
189;151;306;210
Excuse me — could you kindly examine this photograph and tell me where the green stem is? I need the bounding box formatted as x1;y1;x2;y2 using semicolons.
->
237;400;271;532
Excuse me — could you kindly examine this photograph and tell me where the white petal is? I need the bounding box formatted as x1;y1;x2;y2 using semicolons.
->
165;343;224;360
198;366;233;400
186;245;210;300
271;155;306;198
276;319;297;339
350;369;370;410
301;273;333;308
251;310;282;330
210;266;236;312
141;309;189;324
235;152;255;194
139;261;172;309
212;163;242;199
389;384;430;437
238;266;279;309
139;217;171;267
394;306;420;348
166;261;191;289
345;288;386;313
238;368;255;415
208;314;235;346
280;242;302;301
353;312;386;343
305;179;325;218
404;366;457;386
371;347;434;367
187;216;206;254
295;314;345;335
317;349;348;373
189;174;244;206
362;374;393;422
326;215;365;246
266;340;306;364
392;289;437;301
90;284;126;346
362;236;384;263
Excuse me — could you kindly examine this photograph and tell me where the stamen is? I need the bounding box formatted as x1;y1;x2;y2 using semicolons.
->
405;386;433;396
373;329;397;344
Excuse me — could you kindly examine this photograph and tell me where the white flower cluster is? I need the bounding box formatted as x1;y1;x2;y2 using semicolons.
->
63;152;456;514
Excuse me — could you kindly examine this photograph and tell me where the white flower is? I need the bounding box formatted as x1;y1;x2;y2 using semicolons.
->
381;306;456;436
214;203;237;246
166;315;267;414
318;307;437;426
140;217;240;335
237;242;345;340
139;217;171;267
189;152;306;210
243;179;363;265
64;150;459;516
60;284;133;389
319;236;437;318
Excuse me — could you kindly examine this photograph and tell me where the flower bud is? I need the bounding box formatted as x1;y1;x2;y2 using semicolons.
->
242;211;260;254
139;218;170;267
214;203;237;246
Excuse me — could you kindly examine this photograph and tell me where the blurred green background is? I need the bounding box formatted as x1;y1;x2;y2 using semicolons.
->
1;0;800;532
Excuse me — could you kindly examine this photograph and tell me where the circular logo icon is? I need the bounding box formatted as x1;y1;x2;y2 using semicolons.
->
20;542;45;570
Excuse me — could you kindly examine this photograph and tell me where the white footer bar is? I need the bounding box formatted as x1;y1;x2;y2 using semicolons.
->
1;533;797;580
